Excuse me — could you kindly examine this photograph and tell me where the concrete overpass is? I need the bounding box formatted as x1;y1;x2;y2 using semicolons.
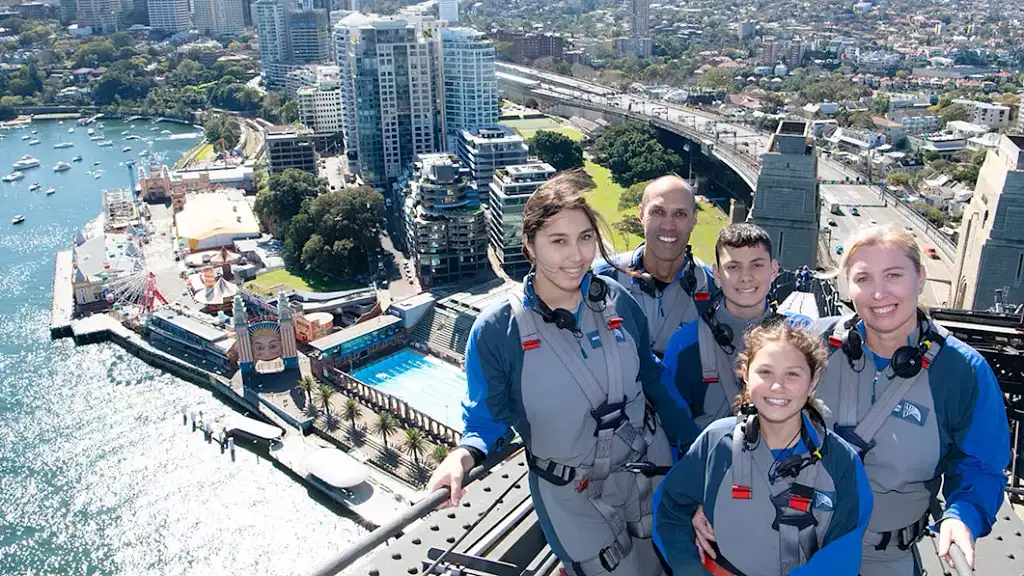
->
496;62;956;306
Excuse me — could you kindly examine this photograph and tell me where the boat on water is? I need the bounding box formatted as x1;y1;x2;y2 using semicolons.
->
122;146;132;152
97;140;114;147
54;141;74;149
12;215;24;224
28;139;40;145
93;172;102;179
138;150;150;157
28;182;40;191
58;120;64;125
87;128;94;135
125;135;140;140
92;161;101;165
2;171;24;182
30;129;37;134
20;134;30;140
12;155;40;170
45;188;55;195
72;155;83;162
150;126;158;131
68;127;74;133
53;161;72;172
89;135;104;141
121;130;129;135
161;129;173;135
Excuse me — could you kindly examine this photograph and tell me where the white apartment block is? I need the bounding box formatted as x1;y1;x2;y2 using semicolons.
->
297;66;344;152
147;0;191;33
440;27;498;153
254;0;287;86
952;99;1012;130
629;0;650;58
194;0;244;36
77;0;119;33
439;0;457;23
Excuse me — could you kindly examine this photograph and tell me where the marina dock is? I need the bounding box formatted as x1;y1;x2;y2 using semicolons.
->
50;250;73;338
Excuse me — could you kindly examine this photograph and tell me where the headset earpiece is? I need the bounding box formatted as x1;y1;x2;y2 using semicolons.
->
742;411;759;446
587;275;607;302
681;245;697;293
843;327;864;362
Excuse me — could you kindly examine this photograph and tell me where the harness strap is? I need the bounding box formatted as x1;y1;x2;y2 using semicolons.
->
568;537;632;576
697;319;743;427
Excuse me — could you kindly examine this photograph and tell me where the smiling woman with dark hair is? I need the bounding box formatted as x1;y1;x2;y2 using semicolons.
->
425;169;696;576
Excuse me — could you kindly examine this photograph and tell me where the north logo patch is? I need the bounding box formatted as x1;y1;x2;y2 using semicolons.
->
612;328;626;343
813;490;836;512
891;399;930;426
587;331;603;349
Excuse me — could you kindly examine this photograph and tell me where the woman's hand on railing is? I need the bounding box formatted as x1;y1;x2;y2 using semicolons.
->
938;518;975;572
425;447;474;508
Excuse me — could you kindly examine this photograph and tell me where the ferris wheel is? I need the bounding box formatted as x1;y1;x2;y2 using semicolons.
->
99;237;168;315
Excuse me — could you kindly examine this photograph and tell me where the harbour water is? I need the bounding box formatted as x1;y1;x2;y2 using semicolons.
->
0;119;364;576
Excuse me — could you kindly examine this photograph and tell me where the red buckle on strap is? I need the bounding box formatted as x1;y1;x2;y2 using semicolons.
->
731;485;751;499
921;356;931;369
828;335;843;348
695;291;710;302
576;478;590;492
703;376;719;384
523;338;540;350
789;494;811;512
607;317;623;330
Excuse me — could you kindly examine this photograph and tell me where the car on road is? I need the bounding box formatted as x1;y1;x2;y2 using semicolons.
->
851;207;860;216
828;218;838;226
836;245;844;255
869;218;877;225
926;247;939;259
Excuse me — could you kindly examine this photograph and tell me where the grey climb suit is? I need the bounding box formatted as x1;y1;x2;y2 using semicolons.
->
459;274;696;575
817;316;1010;576
595;244;716;357
653;412;873;576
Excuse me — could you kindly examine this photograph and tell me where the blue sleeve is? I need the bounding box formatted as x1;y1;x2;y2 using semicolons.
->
662;320;701;410
621;288;699;448
939;345;1009;539
653;427;712;573
459;314;517;456
791;444;872;576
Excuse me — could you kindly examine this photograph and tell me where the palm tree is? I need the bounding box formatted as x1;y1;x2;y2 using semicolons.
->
401;428;427;467
298;375;316;406
342;398;362;430
316;383;335;417
372;412;398;451
429;445;451;467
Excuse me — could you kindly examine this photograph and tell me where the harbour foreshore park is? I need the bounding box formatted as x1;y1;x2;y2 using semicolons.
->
48;123;550;528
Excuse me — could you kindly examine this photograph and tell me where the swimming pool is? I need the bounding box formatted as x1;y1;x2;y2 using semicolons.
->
350;349;467;429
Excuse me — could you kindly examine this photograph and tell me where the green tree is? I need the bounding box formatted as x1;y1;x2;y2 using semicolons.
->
699;66;737;91
284;185;385;278
401;428;428;467
342;398;362;430
972;149;988;166
886;172;911;186
93;60;153;105
298;375;316;406
0;105;15;121
591;122;682;187
614;218;643;237
429;444;451;467
871;95;891;115
527;130;584;171
373;412;398;451
317;383;336;417
912;201;948;227
170;59;204;88
253;168;327;236
940;103;970;125
617;180;649;211
953;164;980;186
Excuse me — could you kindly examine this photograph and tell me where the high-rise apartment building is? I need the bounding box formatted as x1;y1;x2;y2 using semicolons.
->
629;0;650;58
405;154;488;288
147;0;191;33
266;126;318;175
297;66;344;154
439;0;457;23
951;135;1024;310
456;125;527;200
335;14;439;186
750;120;820;269
488;162;555;278
255;0;331;89
439;28;498;152
193;0;244;36
76;0;119;33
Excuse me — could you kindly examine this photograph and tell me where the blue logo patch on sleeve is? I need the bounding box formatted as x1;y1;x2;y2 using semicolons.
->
587;330;603;349
813;490;836;512
613;328;626;342
784;313;813;330
891;399;930;426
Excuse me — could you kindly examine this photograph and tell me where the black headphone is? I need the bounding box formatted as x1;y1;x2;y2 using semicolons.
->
531;274;609;336
703;298;782;355
740;405;825;481
840;309;944;378
634;244;700;298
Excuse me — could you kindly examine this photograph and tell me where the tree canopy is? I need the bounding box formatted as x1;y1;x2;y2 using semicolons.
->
284;186;385;279
203;114;241;151
591;123;682;187
527;130;584;171
253;169;327;237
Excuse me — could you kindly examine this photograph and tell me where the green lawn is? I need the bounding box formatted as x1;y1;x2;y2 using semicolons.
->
501;116;585;142
583;161;728;264
519;126;584;142
243;268;359;295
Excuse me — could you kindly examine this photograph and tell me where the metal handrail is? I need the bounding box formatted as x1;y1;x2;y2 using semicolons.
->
308;442;523;576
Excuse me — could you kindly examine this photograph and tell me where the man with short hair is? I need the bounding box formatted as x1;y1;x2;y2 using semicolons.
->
595;175;717;358
661;223;781;434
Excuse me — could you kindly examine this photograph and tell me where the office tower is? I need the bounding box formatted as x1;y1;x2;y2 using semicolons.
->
629;0;650;58
288;8;331;64
951;135;1024;310
335;14;439;185
76;0;119;33
750;120;820;269
147;0;191;33
194;0;244;36
439;0;456;23
254;0;287;87
738;21;756;40
456;125;527;201
255;0;331;89
266;126;318;175
405;154;487;288
489;162;556;278
439;27;498;153
297;66;344;154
